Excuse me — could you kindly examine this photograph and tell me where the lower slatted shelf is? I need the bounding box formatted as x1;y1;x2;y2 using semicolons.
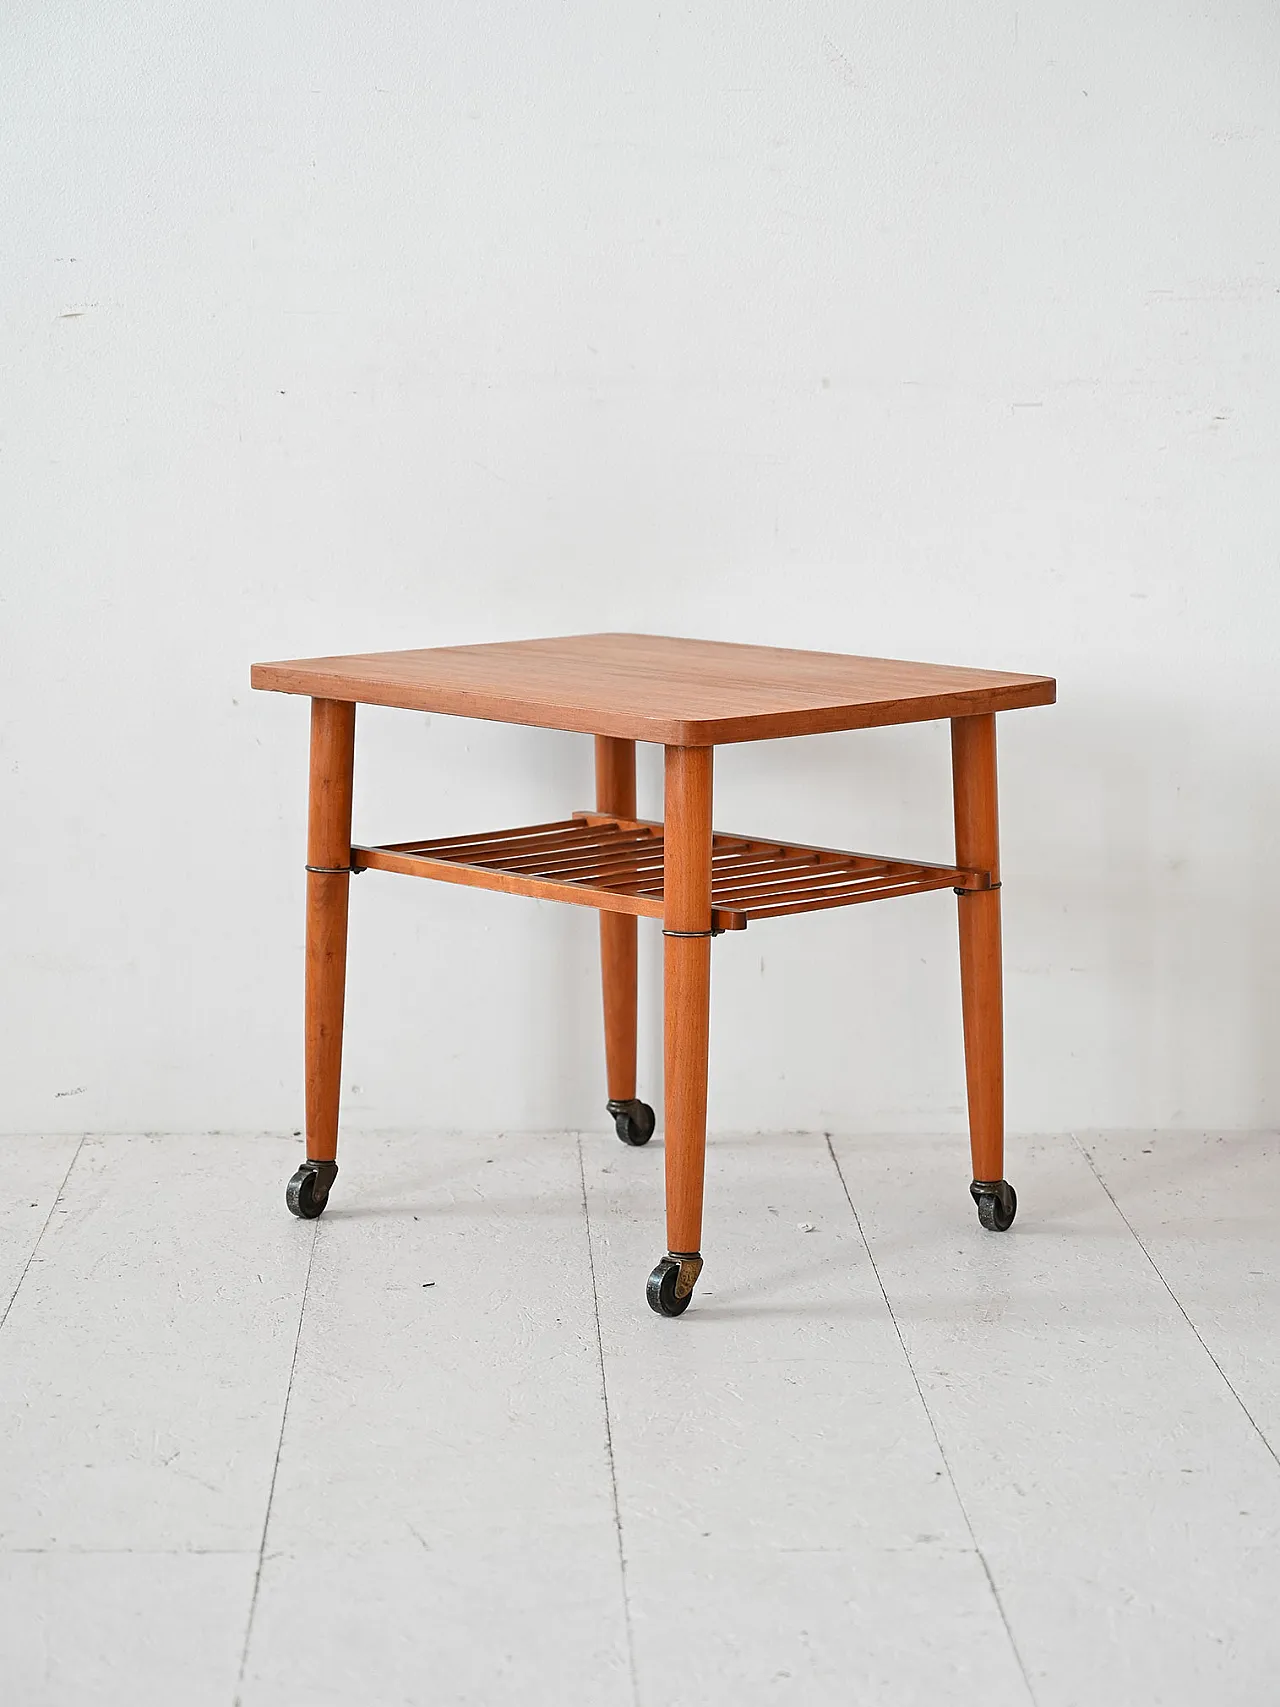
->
351;814;991;931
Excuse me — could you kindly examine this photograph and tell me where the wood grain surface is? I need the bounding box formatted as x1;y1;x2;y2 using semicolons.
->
662;745;714;1254
952;713;1004;1184
304;698;355;1165
595;736;639;1103
251;633;1055;745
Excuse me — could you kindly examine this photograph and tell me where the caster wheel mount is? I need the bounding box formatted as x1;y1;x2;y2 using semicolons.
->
286;1160;338;1220
607;1098;655;1146
647;1252;703;1317
970;1178;1017;1232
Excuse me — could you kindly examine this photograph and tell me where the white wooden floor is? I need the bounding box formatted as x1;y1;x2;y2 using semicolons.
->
1;1128;1277;1707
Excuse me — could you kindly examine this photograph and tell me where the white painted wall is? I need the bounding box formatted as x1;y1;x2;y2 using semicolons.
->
3;3;1278;1138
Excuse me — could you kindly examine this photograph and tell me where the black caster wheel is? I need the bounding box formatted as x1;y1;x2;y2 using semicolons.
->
970;1178;1017;1232
646;1252;703;1317
286;1160;338;1220
607;1098;655;1146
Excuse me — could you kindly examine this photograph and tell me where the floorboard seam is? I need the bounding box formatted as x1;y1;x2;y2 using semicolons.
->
0;1136;86;1334
1075;1133;1280;1474
233;1218;319;1707
0;1547;257;1556
825;1136;1039;1707
577;1139;641;1707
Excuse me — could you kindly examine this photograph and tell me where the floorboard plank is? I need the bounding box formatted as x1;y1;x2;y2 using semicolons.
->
1080;1130;1280;1462
835;1131;1280;1707
0;1136;82;1325
0;1134;313;1552
0;1553;254;1707
240;1132;631;1706
584;1130;1031;1707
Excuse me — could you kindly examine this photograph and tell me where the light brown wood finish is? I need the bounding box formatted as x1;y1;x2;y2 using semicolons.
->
350;815;988;930
662;746;714;1255
351;842;714;923
252;632;1056;746
595;737;638;1104
305;698;356;1165
952;714;1004;1184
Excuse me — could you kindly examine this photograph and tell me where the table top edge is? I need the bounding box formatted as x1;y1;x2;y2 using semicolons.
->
249;661;1056;742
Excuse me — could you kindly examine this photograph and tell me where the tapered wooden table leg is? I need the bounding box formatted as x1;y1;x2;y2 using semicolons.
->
595;736;653;1146
649;744;714;1315
287;697;356;1220
951;712;1016;1231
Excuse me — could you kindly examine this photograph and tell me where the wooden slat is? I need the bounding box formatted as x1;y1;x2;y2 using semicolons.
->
384;818;583;855
352;813;987;931
713;872;928;911
576;812;979;878
599;841;863;898
444;827;631;864
710;852;873;886
626;855;851;901
747;873;963;919
713;872;904;907
492;855;664;887
712;857;902;894
490;830;661;876
533;849;668;884
354;845;747;930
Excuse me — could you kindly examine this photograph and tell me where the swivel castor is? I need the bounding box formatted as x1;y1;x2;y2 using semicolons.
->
286;1160;338;1220
607;1098;655;1146
646;1252;703;1317
970;1178;1017;1232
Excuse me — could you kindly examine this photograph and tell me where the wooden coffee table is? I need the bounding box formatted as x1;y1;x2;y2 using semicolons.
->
251;633;1055;1315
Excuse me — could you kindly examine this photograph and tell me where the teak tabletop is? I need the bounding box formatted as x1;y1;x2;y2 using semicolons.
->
250;632;1056;746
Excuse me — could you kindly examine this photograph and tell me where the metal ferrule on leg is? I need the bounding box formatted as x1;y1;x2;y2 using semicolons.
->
665;1252;704;1300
